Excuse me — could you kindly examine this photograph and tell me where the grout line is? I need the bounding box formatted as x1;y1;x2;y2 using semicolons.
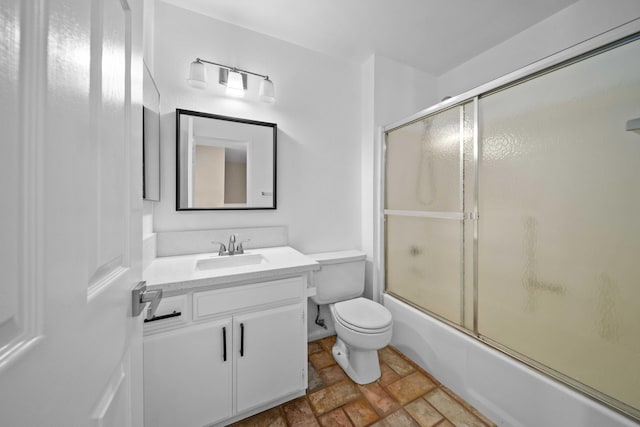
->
385;343;494;426
235;337;496;427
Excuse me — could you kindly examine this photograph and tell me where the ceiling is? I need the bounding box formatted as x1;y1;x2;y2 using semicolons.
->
160;0;579;76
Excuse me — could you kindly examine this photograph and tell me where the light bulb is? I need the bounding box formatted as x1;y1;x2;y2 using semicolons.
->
259;77;275;103
187;60;207;88
226;70;245;97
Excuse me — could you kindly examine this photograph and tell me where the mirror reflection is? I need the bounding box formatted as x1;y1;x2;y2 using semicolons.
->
142;62;160;201
176;109;277;210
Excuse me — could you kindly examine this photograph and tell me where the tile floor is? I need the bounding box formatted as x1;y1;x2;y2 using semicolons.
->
231;335;496;427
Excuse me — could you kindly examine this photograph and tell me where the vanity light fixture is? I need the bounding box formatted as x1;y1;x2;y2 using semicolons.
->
187;58;276;103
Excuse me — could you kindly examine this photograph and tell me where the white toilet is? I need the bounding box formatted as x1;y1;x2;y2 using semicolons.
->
309;250;393;384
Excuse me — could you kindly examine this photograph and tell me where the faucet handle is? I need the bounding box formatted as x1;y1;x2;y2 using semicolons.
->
211;241;227;256
236;239;251;254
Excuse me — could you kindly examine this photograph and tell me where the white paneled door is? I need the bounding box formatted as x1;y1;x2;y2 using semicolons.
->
0;0;144;425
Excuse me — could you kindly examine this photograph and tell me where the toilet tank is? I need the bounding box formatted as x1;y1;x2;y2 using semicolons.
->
308;250;366;305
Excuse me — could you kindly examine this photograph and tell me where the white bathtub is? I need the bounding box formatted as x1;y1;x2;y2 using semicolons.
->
383;295;637;427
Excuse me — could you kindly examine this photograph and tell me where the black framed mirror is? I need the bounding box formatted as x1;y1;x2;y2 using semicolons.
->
176;109;277;210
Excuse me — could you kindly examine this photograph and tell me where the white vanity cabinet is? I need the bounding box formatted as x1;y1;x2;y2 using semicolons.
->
234;304;306;413
143;276;308;427
144;319;233;427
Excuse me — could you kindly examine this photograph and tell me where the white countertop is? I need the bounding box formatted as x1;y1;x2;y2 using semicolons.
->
143;246;320;294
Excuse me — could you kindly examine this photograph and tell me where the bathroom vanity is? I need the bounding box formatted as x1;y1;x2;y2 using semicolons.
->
142;246;319;427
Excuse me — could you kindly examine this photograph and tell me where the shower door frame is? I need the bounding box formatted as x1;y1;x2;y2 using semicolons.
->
375;18;640;422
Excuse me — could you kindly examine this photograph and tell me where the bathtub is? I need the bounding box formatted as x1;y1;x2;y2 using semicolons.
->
383;295;637;427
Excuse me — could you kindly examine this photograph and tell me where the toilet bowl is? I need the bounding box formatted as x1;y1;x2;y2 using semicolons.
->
309;250;393;384
329;297;392;384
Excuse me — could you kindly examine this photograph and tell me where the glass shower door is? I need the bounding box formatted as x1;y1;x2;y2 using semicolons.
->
477;36;640;414
385;104;474;327
383;32;640;420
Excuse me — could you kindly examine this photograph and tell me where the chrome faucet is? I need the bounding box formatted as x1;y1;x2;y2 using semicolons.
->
227;234;237;255
213;234;247;256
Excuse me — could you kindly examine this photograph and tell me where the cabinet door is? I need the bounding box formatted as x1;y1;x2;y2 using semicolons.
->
235;303;306;413
144;320;232;427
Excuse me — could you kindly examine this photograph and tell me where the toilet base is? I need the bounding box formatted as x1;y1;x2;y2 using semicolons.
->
332;337;381;385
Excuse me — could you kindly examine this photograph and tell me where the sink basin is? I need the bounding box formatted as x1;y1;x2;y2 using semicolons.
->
196;253;267;271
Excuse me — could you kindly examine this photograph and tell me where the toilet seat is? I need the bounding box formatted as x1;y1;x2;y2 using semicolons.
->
332;297;392;333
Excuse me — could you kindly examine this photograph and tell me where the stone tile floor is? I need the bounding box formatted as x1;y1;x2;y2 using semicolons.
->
231;335;496;427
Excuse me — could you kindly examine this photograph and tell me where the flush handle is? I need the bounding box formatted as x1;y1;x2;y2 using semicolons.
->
131;281;163;320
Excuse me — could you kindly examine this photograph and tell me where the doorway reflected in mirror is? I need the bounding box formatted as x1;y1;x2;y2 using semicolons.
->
176;109;277;210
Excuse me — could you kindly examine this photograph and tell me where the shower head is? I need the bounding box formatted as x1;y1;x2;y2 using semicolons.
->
626;118;640;135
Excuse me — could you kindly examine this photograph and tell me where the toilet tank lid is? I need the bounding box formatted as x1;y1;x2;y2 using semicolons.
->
306;250;366;265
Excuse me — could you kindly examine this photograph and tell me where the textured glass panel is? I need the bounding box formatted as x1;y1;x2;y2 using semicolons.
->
386;216;462;325
462;102;475;330
478;37;640;411
386;107;462;212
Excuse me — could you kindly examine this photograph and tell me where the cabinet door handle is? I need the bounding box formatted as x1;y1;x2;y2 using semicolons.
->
222;326;227;362
240;323;245;357
143;310;181;323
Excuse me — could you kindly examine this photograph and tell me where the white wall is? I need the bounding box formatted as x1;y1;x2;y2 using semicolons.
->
360;55;438;298
360;56;376;300
146;0;640;271
373;56;438;125
142;0;155;69
308;54;437;339
152;2;362;254
437;0;640;99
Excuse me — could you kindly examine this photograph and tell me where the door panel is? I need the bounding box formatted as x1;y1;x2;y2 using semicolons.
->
235;304;306;413
386;215;463;324
384;104;472;327
0;0;38;366
144;321;233;427
89;0;129;290
385;108;462;212
0;0;144;425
